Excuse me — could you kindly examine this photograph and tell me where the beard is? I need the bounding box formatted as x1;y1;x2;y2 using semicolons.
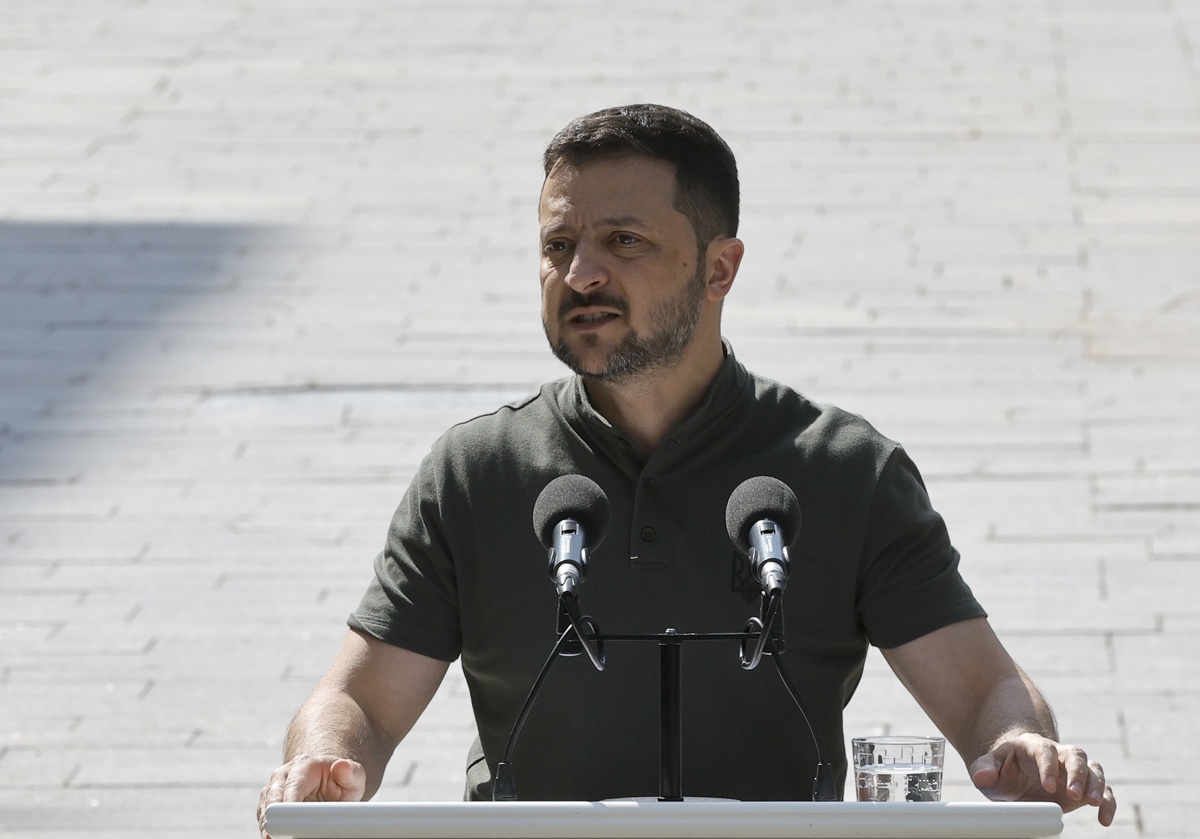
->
544;261;708;385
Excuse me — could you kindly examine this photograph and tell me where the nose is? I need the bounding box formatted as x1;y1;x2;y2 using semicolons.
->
563;243;609;294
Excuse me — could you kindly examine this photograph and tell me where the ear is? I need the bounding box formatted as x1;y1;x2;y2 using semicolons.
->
704;237;744;303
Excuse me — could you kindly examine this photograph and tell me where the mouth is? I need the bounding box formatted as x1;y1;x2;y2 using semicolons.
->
557;291;626;331
572;311;619;325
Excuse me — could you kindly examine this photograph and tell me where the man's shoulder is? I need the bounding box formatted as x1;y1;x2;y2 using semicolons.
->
445;383;556;429
429;378;571;461
743;367;899;468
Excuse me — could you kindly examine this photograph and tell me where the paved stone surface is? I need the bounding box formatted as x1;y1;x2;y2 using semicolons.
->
2;1;1198;836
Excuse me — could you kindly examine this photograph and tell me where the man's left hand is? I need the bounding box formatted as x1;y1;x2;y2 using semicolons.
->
969;733;1116;826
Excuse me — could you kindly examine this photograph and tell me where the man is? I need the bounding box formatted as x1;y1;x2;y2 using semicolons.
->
258;104;1116;832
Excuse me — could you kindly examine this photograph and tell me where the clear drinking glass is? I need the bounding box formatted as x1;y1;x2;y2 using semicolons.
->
852;735;945;802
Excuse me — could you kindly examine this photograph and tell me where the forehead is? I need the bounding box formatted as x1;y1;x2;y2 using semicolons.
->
539;156;680;223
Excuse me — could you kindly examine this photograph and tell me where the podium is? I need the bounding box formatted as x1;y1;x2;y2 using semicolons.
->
263;800;1063;838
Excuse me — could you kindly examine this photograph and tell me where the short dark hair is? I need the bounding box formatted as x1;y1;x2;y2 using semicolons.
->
542;104;740;247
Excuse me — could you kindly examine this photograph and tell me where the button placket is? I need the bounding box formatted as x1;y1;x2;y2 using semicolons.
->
629;467;667;566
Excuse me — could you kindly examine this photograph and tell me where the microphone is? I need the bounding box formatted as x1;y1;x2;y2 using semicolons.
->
532;474;610;598
726;478;835;799
725;476;802;596
495;475;611;801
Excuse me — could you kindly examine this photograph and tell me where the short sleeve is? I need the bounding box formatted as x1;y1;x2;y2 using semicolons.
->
347;450;462;663
856;447;986;649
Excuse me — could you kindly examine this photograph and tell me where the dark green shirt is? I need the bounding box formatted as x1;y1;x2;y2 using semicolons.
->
350;348;985;801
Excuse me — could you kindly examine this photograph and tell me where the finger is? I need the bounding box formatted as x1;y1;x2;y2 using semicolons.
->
989;736;1047;797
1024;738;1060;794
329;758;368;801
258;775;289;838
1099;784;1117;827
263;780;288;805
282;757;328;802
258;789;283;839
969;753;998;787
972;743;1030;802
969;750;1001;789
1062;745;1089;800
1084;760;1106;805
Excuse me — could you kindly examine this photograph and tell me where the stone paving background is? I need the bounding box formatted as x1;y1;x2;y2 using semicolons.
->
2;1;1198;836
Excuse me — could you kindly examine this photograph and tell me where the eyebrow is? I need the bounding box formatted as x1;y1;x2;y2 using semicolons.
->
540;215;652;239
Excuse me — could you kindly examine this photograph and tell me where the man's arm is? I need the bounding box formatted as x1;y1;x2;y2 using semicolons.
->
882;617;1116;826
257;628;450;837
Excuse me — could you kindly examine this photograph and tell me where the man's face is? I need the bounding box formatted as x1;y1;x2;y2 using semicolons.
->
538;156;708;384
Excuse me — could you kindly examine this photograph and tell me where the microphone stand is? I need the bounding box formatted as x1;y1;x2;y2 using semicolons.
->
493;588;838;803
764;633;839;802
492;624;579;802
659;629;683;801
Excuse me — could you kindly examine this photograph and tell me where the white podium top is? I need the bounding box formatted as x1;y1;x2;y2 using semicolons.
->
264;800;1063;839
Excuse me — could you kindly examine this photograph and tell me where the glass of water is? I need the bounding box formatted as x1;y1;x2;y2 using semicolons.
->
852;735;945;802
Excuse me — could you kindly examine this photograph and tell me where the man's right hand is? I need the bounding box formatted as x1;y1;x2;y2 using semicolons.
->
257;755;367;838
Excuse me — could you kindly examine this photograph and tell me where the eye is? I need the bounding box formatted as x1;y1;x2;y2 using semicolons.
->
542;238;572;256
613;232;640;247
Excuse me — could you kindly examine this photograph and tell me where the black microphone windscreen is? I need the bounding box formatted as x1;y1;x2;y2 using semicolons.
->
532;474;611;549
725;476;802;554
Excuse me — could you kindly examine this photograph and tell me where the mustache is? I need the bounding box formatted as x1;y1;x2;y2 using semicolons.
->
558;289;628;321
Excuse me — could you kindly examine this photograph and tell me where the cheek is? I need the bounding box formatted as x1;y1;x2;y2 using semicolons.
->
540;263;566;294
539;272;558;313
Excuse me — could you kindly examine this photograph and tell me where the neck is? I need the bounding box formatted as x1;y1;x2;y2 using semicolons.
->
583;337;725;457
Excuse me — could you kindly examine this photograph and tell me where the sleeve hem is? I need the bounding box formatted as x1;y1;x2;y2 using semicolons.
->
869;601;989;650
347;613;461;663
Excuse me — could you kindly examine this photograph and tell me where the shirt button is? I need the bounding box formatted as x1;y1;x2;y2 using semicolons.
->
643;478;657;492
640;526;656;542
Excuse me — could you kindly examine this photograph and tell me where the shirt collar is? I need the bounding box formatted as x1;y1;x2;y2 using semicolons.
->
563;340;752;454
